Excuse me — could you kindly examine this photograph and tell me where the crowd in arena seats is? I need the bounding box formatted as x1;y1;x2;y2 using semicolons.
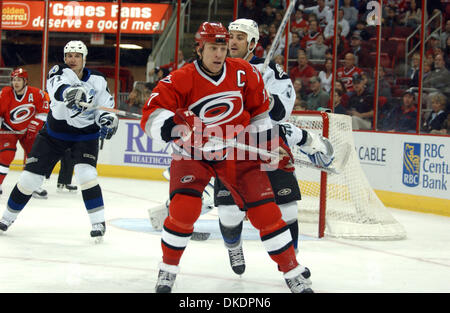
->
235;0;450;134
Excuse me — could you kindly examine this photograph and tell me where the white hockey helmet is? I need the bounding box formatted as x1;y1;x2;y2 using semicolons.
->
64;40;88;67
229;18;260;54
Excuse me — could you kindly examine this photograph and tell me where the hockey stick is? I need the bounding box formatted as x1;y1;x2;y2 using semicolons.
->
98;107;350;173
0;130;26;135
261;0;297;74
208;135;351;175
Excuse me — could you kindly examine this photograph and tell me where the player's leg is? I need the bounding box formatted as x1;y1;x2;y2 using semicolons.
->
57;148;77;192
155;159;212;293
0;134;19;196
267;169;301;253
214;178;246;275
0;133;63;231
72;139;105;240
217;159;313;293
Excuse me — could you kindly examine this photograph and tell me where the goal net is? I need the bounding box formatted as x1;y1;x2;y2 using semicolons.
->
288;111;406;240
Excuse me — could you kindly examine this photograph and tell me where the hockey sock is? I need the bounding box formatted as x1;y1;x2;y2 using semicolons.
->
81;184;105;224
287;220;299;250
3;184;33;222
161;194;202;266
219;220;243;249
247;202;298;273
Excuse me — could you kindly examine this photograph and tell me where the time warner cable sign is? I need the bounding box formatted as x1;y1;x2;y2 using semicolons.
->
124;122;172;167
402;142;448;190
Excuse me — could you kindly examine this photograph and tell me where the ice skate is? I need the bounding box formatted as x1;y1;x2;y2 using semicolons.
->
228;245;246;275
0;218;12;232
284;266;314;293
155;262;179;293
32;188;48;199
57;183;78;193
90;222;105;243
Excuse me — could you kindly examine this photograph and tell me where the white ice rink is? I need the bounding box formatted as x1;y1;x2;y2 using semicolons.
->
0;170;449;293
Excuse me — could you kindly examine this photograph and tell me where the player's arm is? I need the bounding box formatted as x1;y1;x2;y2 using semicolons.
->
265;61;295;123
25;89;49;140
94;80;118;140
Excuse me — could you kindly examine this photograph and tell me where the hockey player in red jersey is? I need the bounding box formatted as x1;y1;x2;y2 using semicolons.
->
0;68;49;198
141;22;313;293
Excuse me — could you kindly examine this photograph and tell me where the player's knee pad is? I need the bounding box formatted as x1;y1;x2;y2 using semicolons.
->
247;202;283;233
18;171;45;195
279;202;298;224
168;194;202;231
218;204;246;227
74;163;98;189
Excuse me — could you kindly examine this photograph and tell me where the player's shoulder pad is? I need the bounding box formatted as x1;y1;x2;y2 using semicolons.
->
267;60;289;80
86;68;107;80
47;64;69;79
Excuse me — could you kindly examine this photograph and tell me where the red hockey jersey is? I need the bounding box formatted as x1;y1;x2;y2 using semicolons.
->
141;58;270;142
0;86;49;132
336;66;363;92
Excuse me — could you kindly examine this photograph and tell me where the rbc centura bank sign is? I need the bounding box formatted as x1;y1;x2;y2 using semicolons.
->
123;122;172;167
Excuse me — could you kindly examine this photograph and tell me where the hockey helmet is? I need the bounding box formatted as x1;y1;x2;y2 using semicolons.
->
228;18;260;46
195;22;230;49
64;40;88;67
11;68;28;82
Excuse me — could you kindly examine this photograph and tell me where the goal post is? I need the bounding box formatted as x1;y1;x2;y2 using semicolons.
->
288;111;406;240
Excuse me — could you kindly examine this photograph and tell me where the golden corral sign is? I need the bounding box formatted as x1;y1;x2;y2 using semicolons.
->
1;1;172;34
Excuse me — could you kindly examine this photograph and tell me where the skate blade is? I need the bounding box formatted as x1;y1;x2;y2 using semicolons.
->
91;236;104;244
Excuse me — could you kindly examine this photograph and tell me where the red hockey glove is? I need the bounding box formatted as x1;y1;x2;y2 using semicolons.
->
26;118;44;141
172;109;209;149
259;133;295;173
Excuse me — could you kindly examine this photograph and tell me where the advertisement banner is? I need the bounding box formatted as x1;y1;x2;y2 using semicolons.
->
354;132;449;200
1;1;172;34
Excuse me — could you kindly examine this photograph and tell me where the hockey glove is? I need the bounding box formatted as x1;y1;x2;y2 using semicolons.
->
299;131;335;168
26;118;44;141
98;112;119;139
172;108;208;149
63;84;93;113
257;128;295;173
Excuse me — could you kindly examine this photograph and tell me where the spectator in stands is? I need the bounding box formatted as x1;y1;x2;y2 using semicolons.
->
367;67;392;102
336;52;364;93
430;115;450;135
293;77;307;103
342;0;359;29
304;0;333;29
318;58;333;93
284;31;302;60
382;90;417;132
407;52;421;87
423;54;450;96
440;20;450;50
335;79;350;107
291;6;309;38
260;3;276;27
148;49;186;78
445;36;450;68
325;25;350;59
332;88;348;115
347;74;374;130
268;23;278;43
126;82;151;114
354;19;371;41
323;8;350;40
422;92;448;133
402;0;421;28
349;32;370;68
301;19;322;49
383;6;402;27
155;67;170;82
238;0;262;23
306;33;328;60
305;76;330;111
289;51;317;91
426;34;442;58
293;97;306;111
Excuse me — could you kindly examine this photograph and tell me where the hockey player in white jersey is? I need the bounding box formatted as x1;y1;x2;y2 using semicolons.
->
0;41;118;241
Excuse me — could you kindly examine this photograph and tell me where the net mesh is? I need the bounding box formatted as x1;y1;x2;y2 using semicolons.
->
288;112;406;240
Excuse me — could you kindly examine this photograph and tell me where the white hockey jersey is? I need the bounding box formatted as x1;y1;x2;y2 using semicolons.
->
280;122;308;148
46;64;115;140
249;57;295;124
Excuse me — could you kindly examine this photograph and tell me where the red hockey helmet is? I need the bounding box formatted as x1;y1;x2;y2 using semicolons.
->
195;22;230;49
11;68;28;81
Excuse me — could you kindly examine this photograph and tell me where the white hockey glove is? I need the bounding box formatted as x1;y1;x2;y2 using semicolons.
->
299;131;335;168
97;112;119;139
63;84;93;113
148;200;169;231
